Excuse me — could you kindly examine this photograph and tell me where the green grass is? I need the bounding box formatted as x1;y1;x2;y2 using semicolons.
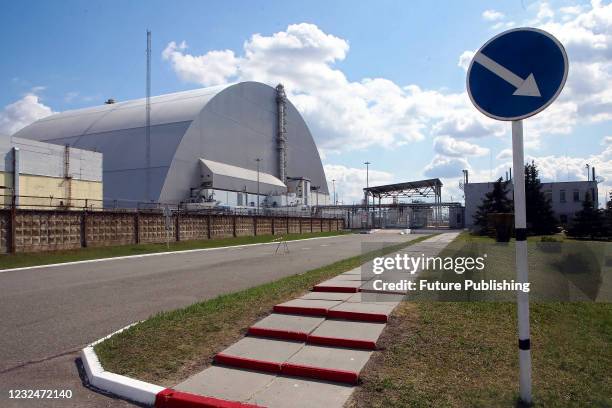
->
349;232;611;407
349;302;612;408
94;234;434;386
414;232;611;302
0;231;349;270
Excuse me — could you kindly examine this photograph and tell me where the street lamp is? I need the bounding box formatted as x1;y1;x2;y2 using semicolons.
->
364;161;371;208
255;158;261;213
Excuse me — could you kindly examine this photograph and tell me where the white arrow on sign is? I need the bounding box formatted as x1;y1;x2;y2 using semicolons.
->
474;52;541;97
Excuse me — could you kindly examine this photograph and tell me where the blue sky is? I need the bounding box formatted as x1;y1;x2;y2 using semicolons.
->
1;0;611;205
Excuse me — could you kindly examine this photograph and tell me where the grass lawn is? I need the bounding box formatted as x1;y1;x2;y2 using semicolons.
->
94;234;434;386
0;230;349;270
349;232;612;407
414;232;611;302
349;302;611;408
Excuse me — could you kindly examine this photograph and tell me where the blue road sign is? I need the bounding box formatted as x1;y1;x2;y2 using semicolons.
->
467;28;568;121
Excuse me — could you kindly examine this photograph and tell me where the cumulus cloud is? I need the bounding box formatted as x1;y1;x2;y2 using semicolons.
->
0;93;54;136
162;41;240;86
482;10;505;21
433;136;488;157
496;149;512;160
602;136;612;145
457;50;475;71
424;155;470;179
162;23;485;155
323;164;393;204
162;3;612;198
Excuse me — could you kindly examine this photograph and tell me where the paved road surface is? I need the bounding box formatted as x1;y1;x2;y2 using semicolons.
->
0;232;424;407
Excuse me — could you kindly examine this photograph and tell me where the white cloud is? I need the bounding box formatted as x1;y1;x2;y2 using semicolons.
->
162;41;240;87
432;105;506;139
0;93;54;136
482;10;505;21
323;164;393;204
458;50;475;71
536;2;555;21
496;149;512;160
424;155;470;179
433;135;488;157
602;136;612;145
161;3;612;198
163;23;479;155
559;5;584;16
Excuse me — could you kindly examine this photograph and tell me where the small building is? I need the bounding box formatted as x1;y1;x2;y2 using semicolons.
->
0;135;103;209
464;180;599;229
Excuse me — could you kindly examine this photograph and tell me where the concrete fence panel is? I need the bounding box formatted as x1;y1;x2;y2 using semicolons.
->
86;212;136;247
235;216;254;237
179;215;209;241
0;208;341;254
256;217;272;236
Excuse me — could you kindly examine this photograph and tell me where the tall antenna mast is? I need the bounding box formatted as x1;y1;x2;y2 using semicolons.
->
145;29;152;202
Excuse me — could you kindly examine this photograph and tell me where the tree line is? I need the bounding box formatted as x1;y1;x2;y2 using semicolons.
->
473;162;612;240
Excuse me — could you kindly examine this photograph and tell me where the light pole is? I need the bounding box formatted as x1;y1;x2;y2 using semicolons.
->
364;161;371;227
332;179;336;205
364;161;371;205
255;158;261;213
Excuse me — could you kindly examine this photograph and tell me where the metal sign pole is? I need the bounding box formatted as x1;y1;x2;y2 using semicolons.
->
511;120;532;404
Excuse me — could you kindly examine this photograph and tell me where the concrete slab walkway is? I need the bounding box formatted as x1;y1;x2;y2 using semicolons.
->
173;232;459;407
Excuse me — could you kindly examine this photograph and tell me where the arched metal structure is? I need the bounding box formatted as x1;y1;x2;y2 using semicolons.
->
14;82;329;207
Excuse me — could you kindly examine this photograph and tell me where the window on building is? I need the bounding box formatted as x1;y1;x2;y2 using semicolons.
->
560;190;566;203
544;190;552;203
573;190;580;202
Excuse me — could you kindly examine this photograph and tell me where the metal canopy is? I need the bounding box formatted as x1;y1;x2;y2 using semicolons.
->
200;158;286;195
364;178;442;199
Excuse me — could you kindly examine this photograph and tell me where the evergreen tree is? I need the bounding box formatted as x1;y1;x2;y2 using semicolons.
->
524;162;558;235
567;191;605;239
604;192;612;239
473;177;513;234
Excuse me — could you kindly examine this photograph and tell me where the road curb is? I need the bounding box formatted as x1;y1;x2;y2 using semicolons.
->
81;324;268;407
1;233;347;274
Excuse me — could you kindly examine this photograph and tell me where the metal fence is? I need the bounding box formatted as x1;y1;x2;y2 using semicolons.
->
0;194;327;218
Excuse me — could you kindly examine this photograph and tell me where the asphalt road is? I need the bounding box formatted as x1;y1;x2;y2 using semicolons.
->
0;232;421;408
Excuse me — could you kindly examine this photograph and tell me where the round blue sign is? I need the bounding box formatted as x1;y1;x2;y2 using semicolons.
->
467;27;568;121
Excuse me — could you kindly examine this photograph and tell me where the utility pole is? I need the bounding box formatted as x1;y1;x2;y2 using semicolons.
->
332;179;336;205
145;30;152;203
364;161;371;227
255;158;261;214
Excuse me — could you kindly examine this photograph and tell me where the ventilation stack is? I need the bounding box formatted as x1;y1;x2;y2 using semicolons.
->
276;84;287;184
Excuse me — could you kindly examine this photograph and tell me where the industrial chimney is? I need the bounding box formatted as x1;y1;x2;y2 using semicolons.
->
276;84;287;183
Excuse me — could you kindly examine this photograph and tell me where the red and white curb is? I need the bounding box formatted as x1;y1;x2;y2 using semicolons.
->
81;323;264;408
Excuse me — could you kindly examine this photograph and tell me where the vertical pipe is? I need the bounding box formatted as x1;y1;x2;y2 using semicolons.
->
12;147;20;207
276;84;287;183
145;30;152;202
512;120;532;405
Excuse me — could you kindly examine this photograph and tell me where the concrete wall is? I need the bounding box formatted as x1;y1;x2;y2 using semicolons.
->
0;209;343;254
464;180;599;229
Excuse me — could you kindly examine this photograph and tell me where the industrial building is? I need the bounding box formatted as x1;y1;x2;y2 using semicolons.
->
464;179;599;229
319;179;465;229
0;135;102;209
14;81;330;209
